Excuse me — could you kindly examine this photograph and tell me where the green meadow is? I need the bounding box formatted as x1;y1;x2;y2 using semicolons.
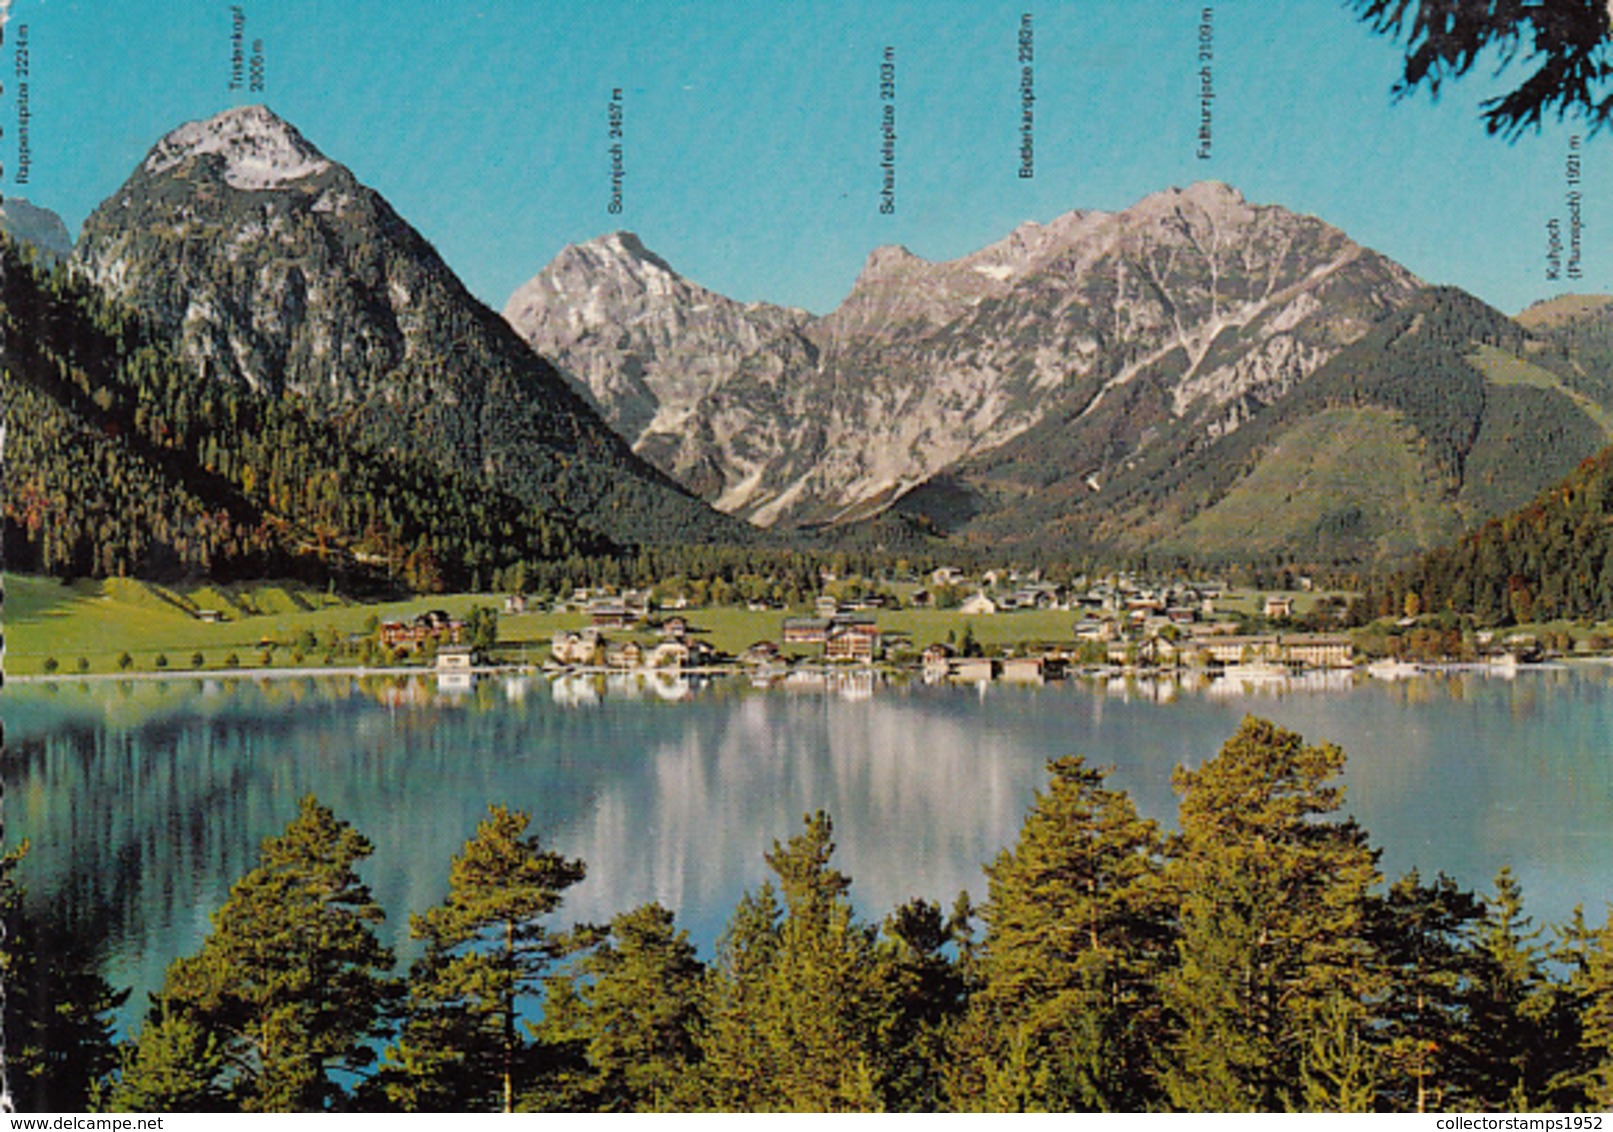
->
4;575;672;674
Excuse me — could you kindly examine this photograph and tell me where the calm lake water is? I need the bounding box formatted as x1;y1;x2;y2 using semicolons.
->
5;663;1613;1032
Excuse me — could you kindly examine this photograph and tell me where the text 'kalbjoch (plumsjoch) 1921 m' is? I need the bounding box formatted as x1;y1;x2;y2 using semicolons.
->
1018;13;1034;179
608;87;624;215
879;46;896;214
1549;135;1584;282
1566;134;1583;281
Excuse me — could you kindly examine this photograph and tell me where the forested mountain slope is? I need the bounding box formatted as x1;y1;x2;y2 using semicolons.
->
2;237;615;589
1382;440;1613;624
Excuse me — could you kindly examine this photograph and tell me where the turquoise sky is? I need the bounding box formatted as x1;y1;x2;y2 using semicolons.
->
4;0;1608;314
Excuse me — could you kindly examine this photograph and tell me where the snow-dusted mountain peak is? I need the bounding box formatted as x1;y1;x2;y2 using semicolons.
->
593;231;680;276
539;231;683;284
144;105;331;190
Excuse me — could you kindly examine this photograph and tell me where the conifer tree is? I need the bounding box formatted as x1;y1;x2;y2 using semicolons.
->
695;812;886;1112
1296;993;1381;1112
1456;868;1565;1109
1535;906;1607;1111
958;756;1167;1111
98;1010;227;1113
1349;0;1613;139
0;841;127;1112
874;898;970;1112
1576;907;1613;1109
1368;869;1484;1111
111;796;393;1111
533;902;704;1112
11;929;126;1113
695;884;783;1109
375;805;584;1113
1160;717;1382;1111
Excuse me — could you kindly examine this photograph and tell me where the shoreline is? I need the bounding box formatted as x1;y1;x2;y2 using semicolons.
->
5;664;450;685
2;662;754;685
6;655;1601;688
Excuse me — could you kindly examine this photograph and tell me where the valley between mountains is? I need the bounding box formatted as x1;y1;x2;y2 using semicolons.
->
6;104;1613;580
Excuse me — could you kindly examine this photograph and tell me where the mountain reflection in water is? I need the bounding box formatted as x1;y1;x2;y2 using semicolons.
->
4;664;1611;1035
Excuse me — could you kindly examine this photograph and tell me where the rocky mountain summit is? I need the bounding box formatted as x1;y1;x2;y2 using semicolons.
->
0;196;72;260
507;183;1426;533
504;232;816;503
71;105;739;546
141;104;332;190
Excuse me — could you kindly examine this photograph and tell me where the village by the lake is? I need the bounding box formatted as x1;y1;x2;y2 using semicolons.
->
7;0;1613;1115
10;563;1590;696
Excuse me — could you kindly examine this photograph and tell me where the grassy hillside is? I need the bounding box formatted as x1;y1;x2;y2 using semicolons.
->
1515;294;1613;329
5;575;363;672
1469;343;1613;437
1457;380;1610;522
1158;407;1461;562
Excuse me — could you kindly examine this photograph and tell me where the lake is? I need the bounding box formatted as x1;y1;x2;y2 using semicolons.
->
5;663;1613;1032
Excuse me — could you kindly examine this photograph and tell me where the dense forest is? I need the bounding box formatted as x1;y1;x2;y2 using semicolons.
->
1377;444;1613;625
1368;297;1613;625
8;717;1611;1113
1;237;621;591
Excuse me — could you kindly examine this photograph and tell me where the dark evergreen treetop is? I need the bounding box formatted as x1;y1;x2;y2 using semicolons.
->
1351;0;1613;137
961;756;1167;1110
1162;717;1383;1111
114;796;394;1112
532;902;705;1112
374;805;585;1113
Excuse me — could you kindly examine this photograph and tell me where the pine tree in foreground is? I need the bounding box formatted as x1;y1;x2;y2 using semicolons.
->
534;902;704;1111
1456;867;1584;1110
954;756;1168;1111
874;898;970;1112
2;842;125;1112
1160;716;1383;1111
695;811;886;1111
104;796;394;1112
372;804;584;1113
1368;868;1484;1112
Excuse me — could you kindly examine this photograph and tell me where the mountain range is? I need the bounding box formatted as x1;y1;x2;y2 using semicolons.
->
507;188;1613;564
